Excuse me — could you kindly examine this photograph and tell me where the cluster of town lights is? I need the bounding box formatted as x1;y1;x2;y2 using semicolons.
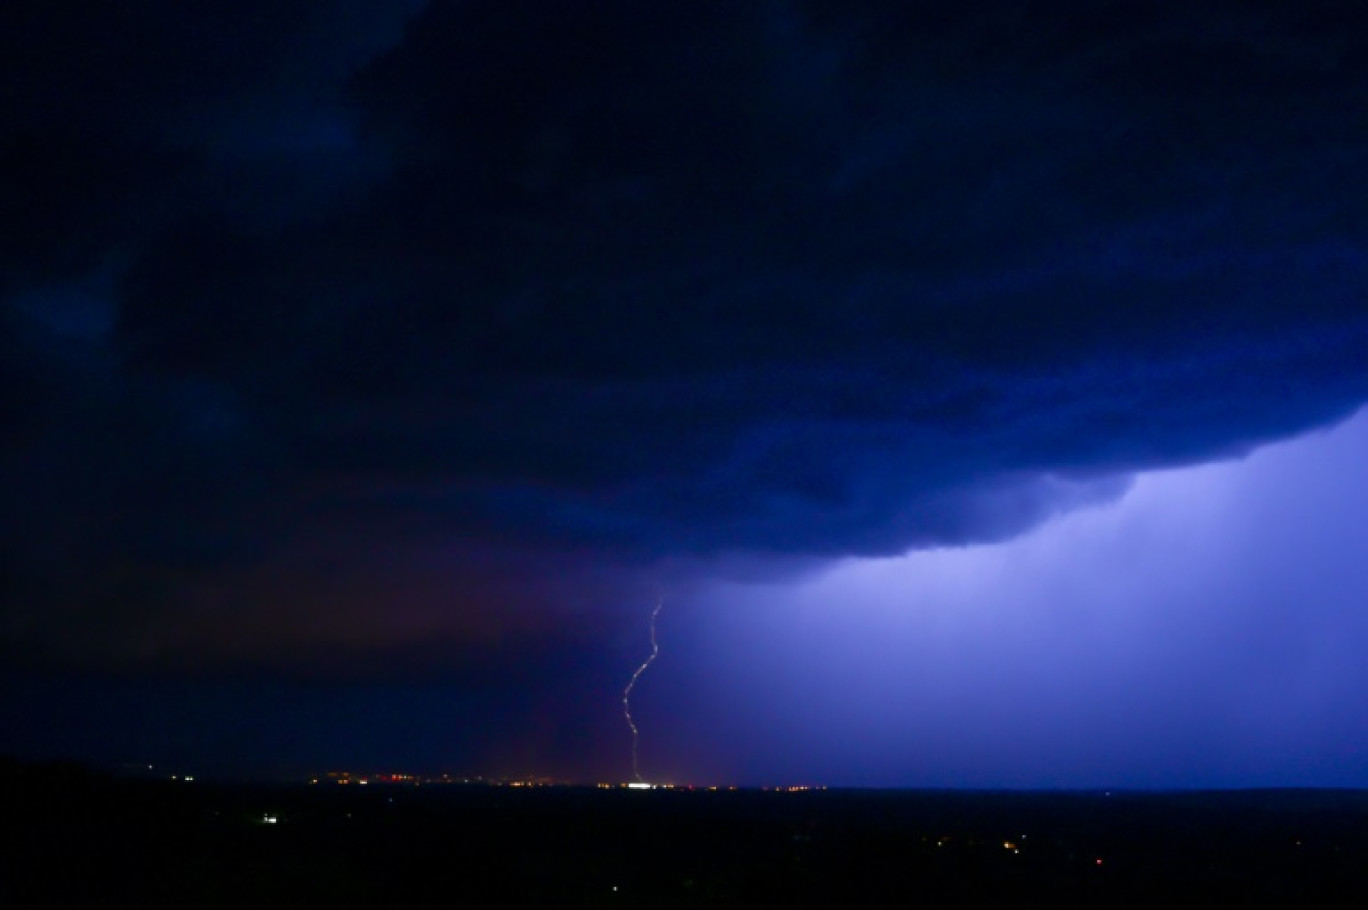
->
308;772;830;791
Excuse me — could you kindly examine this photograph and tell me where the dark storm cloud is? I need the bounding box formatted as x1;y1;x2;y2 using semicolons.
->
4;1;1368;667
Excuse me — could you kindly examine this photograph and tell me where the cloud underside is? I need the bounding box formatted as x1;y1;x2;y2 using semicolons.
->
3;1;1367;667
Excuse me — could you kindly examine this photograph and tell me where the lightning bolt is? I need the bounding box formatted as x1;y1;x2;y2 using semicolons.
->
622;597;664;783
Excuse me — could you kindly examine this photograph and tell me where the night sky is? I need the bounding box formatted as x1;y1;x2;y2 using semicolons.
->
4;1;1368;786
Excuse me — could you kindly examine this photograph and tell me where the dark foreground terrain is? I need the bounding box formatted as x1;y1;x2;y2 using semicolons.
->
4;764;1368;908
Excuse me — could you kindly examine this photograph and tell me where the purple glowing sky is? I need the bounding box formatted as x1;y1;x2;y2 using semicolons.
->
5;2;1368;786
637;410;1368;787
3;410;1365;786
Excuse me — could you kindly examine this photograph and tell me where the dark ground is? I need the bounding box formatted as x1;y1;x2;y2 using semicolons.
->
4;761;1368;908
